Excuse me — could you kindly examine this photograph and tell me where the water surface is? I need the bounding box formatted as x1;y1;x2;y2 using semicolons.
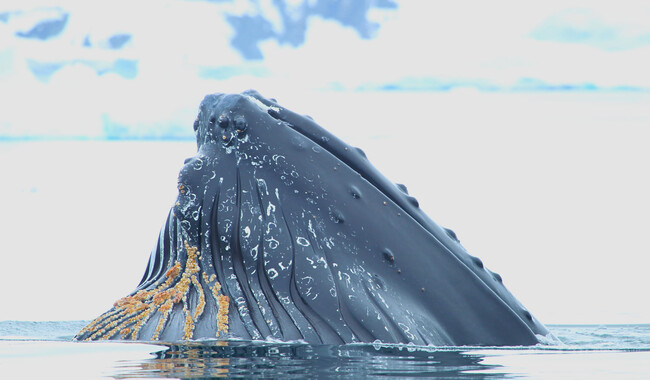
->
1;322;649;379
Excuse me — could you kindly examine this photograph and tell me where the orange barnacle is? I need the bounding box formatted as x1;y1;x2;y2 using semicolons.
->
210;282;222;310
158;299;173;314
183;242;201;275
166;262;181;278
120;327;131;339
183;308;195;340
101;301;156;340
127;301;146;314
85;240;209;341
133;289;151;301
77;310;117;338
212;281;222;295
114;297;128;308
153;289;172;305
129;307;154;340
172;290;184;303
152;299;174;340
133;301;148;313
114;294;138;308
216;293;230;335
81;309;125;341
94;316;124;340
113;295;148;314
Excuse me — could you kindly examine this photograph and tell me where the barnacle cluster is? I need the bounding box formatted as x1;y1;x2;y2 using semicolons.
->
76;242;229;341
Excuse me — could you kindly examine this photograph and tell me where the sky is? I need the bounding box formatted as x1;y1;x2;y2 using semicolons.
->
2;1;650;138
1;1;649;326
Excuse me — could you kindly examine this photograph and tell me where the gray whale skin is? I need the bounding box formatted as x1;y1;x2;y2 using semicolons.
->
76;90;550;345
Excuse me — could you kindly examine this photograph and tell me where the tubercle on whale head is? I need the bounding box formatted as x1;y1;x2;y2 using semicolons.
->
193;93;266;150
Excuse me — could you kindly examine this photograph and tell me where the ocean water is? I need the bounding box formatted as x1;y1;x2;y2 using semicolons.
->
0;321;649;379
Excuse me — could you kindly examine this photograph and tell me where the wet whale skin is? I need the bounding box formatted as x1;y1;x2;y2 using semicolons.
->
75;90;550;345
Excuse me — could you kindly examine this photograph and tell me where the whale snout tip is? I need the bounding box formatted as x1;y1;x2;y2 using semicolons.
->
195;94;257;148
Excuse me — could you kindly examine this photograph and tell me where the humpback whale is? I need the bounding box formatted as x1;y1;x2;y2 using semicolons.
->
76;90;550;345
